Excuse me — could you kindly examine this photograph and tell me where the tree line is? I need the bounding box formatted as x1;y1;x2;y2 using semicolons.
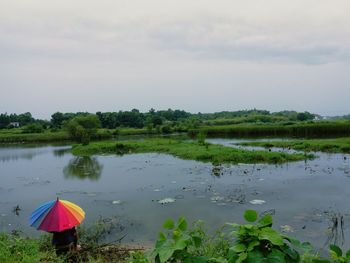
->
0;109;318;131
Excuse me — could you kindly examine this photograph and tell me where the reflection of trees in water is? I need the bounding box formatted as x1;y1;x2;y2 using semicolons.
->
53;148;71;157
0;153;36;162
63;156;103;180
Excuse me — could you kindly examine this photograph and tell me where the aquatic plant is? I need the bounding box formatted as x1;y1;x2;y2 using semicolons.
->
239;137;350;154
188;122;350;138
71;138;312;164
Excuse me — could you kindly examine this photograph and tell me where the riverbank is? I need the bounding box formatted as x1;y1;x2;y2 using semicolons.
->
0;128;154;144
71;138;313;164
2;210;348;263
0;233;144;263
188;121;350;138
238;137;350;153
1;121;350;144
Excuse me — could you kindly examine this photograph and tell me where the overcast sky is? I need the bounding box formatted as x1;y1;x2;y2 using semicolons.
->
1;0;350;119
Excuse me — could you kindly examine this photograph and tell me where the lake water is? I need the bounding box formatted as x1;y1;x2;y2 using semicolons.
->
0;139;349;250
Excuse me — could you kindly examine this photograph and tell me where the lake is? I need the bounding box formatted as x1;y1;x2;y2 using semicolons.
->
0;138;349;250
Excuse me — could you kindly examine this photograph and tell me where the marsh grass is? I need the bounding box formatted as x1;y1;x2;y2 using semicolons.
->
71;138;312;164
0;130;71;143
239;137;350;153
188;121;350;138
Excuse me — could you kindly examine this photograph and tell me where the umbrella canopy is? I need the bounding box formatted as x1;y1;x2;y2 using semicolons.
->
29;198;85;232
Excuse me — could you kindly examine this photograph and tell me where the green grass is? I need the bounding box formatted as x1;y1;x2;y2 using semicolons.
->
0;233;59;263
238;137;350;153
188;121;350;138
71;138;312;164
0;218;141;262
116;127;157;135
0;128;157;144
0;130;71;143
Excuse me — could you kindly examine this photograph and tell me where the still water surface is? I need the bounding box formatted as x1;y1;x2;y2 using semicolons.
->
0;139;349;249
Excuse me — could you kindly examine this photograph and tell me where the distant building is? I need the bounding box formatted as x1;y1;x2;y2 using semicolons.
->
9;122;20;128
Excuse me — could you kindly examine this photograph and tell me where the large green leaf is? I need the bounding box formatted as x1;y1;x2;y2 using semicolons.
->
232;243;246;253
163;219;175;230
192;235;202;248
158;248;174;263
330;244;342;257
266;249;286;263
244;210;258;223
258;215;273;227
247;250;265;263
346;249;350;259
236;252;248;263
259;228;284;246
184;255;208;263
174;238;188;251
247;240;260;252
178;217;188;231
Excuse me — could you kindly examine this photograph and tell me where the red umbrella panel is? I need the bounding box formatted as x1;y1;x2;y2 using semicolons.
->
29;199;85;232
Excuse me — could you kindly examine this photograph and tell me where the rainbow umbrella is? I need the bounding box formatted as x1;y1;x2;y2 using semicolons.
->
29;198;85;232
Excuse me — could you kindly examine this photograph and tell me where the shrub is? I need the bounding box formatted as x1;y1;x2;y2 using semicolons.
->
22;123;44;133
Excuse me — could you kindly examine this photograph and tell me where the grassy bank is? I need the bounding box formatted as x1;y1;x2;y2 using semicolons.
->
238;137;350;153
188;121;350;138
1;210;348;262
0;128;154;144
71;138;312;164
0;233;58;262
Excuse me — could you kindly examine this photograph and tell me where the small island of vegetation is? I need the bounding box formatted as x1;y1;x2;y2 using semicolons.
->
238;137;350;154
71;138;313;164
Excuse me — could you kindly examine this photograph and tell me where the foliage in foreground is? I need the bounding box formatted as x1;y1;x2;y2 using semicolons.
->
0;233;58;263
71;138;313;164
1;211;350;262
128;210;350;263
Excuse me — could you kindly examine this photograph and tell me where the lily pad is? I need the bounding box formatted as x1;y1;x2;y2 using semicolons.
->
280;225;294;233
249;199;266;205
158;198;176;204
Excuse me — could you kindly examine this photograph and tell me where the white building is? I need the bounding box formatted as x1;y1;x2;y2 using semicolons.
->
9;122;20;128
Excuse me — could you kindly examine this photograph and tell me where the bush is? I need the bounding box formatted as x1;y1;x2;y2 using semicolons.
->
128;210;350;263
65;115;100;144
22;124;44;133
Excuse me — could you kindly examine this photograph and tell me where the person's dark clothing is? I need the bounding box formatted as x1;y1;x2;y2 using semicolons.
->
52;227;77;256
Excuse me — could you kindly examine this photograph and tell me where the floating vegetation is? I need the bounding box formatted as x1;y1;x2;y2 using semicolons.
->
158;198;176;204
239;137;350;154
71;138;312;164
249;199;266;205
280;225;294;233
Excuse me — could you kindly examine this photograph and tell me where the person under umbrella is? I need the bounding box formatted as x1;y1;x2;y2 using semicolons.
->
29;198;85;255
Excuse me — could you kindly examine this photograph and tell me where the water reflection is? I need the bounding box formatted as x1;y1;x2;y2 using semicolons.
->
53;148;71;157
0;152;36;162
63;156;103;181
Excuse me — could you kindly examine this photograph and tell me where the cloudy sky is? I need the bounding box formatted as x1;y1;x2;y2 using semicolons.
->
1;0;349;119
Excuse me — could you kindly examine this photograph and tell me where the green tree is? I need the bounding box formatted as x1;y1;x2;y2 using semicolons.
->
22;124;44;133
65;114;100;144
51;112;65;128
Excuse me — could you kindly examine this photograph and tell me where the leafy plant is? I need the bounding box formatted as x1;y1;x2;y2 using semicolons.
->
149;216;208;263
328;244;350;263
226;210;312;263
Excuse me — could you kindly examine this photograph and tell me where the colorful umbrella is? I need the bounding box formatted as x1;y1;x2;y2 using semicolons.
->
29;198;85;232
